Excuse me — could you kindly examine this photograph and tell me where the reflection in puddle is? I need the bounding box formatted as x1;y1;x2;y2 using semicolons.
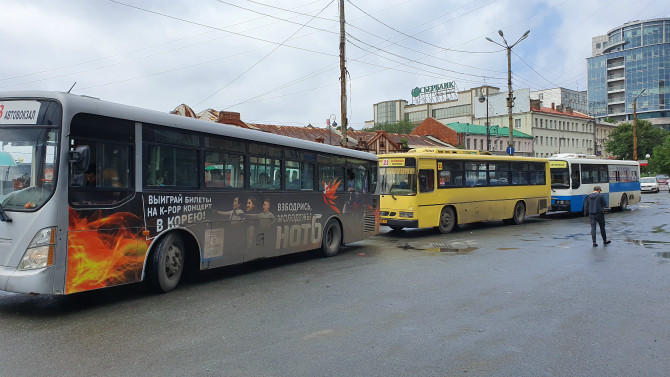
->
652;224;668;234
497;247;519;250
626;238;670;246
397;240;478;254
656;252;670;259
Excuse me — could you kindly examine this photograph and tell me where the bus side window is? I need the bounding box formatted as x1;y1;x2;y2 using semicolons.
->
418;169;434;193
571;164;581;189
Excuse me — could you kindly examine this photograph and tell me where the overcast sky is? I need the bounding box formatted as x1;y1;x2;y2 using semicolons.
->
1;0;668;129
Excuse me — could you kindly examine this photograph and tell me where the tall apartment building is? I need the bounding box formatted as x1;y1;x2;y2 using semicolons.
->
587;18;670;129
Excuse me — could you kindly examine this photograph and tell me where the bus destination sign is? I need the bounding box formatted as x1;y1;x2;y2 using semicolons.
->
0;101;41;125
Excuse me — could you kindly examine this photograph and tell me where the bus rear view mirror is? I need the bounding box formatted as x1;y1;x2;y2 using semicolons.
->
70;145;90;174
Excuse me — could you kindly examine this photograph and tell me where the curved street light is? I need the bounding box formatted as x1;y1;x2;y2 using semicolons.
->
328;114;337;146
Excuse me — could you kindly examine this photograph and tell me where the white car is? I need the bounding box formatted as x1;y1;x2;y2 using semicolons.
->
640;177;659;193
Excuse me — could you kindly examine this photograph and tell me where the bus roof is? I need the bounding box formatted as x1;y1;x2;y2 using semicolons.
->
407;148;490;155
0;90;378;162
379;150;547;162
548;156;640;166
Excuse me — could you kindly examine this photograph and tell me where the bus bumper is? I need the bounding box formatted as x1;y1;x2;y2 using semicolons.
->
380;218;419;229
0;265;56;295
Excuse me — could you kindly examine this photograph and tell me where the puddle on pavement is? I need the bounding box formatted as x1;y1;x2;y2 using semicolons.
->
497;247;519;250
652;224;668;234
656;252;670;259
625;238;670;246
397;241;477;254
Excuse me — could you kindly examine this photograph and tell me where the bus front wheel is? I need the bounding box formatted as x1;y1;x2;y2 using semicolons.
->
148;233;185;293
437;207;456;234
322;219;342;257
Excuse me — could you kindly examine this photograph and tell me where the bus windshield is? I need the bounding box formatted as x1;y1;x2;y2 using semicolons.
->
378;167;417;195
550;166;570;189
0;127;58;211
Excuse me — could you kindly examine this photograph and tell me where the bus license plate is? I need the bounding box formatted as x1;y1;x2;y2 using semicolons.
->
380;219;387;224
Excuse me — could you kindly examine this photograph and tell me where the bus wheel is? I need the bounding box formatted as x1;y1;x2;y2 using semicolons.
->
437;207;456;234
619;194;628;211
511;201;526;225
148;233;185;293
321;219;342;257
505;202;526;225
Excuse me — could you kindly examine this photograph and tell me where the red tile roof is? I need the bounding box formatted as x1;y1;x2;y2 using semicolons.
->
170;105;454;153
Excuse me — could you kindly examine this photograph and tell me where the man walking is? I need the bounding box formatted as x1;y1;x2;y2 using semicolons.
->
587;186;611;247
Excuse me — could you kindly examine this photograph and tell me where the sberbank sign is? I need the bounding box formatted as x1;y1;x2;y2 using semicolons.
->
411;82;455;97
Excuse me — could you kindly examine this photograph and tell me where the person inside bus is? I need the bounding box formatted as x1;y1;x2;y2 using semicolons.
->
84;165;97;187
208;169;226;187
346;170;356;192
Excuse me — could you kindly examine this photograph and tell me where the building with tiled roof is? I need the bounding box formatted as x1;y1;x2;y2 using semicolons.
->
170;104;454;154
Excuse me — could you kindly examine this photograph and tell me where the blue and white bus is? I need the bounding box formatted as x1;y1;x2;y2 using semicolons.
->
549;154;640;215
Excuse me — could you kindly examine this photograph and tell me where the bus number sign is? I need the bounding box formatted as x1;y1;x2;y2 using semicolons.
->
549;161;567;168
381;158;405;167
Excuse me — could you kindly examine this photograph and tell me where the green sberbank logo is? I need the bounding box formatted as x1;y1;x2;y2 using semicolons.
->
411;82;455;97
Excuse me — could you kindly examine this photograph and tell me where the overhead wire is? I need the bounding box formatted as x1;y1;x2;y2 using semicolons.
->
195;0;335;107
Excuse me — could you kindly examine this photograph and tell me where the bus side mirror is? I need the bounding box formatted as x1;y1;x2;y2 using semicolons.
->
70;145;90;174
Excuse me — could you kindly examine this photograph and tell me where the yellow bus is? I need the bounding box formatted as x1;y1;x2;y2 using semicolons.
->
378;149;550;233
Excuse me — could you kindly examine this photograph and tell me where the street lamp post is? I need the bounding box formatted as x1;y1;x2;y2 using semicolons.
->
633;89;646;161
328;114;337;146
478;86;490;152
486;29;530;155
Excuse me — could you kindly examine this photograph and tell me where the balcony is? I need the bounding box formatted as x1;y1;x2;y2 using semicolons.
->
607;73;625;81
607;85;625;93
607;97;625;105
607;62;624;70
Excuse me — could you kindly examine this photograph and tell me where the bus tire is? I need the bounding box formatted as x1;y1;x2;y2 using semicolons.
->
437;206;456;234
505;201;526;225
619;194;628;211
148;232;185;293
512;201;526;225
321;219;342;257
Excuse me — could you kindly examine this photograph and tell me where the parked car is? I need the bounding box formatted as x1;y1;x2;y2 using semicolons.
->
656;174;669;189
641;177;660;193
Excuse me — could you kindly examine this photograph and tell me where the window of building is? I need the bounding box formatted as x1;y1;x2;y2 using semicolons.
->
432;104;472;119
515;119;521;129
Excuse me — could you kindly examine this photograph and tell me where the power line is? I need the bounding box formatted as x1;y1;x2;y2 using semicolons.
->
195;0;335;107
346;0;501;54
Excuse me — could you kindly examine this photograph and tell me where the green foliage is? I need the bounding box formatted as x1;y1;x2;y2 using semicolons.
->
399;138;409;151
361;120;415;134
605;120;668;160
648;135;670;176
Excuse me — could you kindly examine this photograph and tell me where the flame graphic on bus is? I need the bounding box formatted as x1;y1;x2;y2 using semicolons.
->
66;208;151;294
322;179;341;214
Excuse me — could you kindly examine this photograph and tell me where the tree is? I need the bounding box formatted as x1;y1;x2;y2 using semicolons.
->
605;120;668;160
648;135;670;176
361;120;415;134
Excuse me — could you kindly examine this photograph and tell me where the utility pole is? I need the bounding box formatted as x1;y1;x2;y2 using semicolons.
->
633;89;646;161
339;0;348;147
486;30;530;155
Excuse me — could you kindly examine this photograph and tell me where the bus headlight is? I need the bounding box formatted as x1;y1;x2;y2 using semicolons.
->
399;211;414;218
18;227;56;271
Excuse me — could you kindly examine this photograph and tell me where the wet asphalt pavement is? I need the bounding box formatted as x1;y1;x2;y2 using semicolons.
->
1;192;670;376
